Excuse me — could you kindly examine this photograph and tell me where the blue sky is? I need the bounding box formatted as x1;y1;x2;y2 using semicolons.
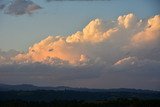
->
0;0;160;51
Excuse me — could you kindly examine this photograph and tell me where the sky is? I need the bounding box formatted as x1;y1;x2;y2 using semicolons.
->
0;0;160;90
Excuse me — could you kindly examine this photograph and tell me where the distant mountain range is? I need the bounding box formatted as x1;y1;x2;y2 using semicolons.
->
0;83;72;91
0;83;160;101
0;83;157;92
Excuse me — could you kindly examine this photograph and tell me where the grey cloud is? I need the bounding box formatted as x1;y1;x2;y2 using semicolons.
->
0;49;21;65
0;62;103;86
0;60;160;89
4;0;42;15
0;49;20;58
96;68;160;90
113;57;160;73
0;4;5;10
46;0;109;2
0;0;8;10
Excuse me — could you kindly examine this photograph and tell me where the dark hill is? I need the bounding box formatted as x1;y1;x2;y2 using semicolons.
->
0;84;160;101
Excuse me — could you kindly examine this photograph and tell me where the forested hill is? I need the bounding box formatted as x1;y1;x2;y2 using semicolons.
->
0;84;160;101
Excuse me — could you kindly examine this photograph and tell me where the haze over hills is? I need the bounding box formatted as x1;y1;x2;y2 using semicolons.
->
0;83;158;92
0;83;72;91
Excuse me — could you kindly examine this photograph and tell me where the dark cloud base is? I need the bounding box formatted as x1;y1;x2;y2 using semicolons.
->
0;61;160;90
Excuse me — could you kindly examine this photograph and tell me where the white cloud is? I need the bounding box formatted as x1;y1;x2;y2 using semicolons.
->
66;18;118;43
0;13;158;67
118;13;138;29
114;56;137;66
131;15;160;47
0;13;160;89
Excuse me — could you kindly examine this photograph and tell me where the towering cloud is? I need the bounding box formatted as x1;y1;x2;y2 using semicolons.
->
118;13;139;29
131;15;160;47
12;13;160;65
0;13;160;89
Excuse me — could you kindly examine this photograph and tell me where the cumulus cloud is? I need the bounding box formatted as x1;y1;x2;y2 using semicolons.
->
12;13;160;65
66;19;118;43
0;13;160;89
118;13;139;29
131;15;160;46
4;0;42;15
